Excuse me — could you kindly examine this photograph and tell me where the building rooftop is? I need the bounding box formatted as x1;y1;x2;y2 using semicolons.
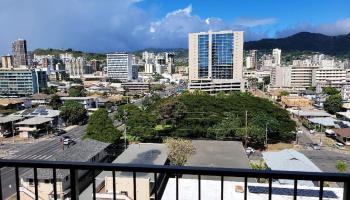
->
185;140;250;181
0;98;24;107
61;97;95;100
186;140;250;169
334;128;350;137
308;117;339;127
0;115;24;124
12;107;60;118
113;143;168;181
262;149;321;186
161;178;342;200
289;109;332;118
16;117;53;125
22;139;110;180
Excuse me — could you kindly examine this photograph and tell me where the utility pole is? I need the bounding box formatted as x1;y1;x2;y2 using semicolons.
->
245;110;248;148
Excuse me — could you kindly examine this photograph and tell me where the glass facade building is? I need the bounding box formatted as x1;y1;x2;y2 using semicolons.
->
198;35;209;78
0;69;47;97
212;33;234;79
197;32;235;79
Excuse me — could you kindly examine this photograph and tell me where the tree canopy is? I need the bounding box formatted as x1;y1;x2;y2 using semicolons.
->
60;101;87;125
84;108;122;143
117;92;296;148
68;86;86;97
323;87;340;96
49;94;62;110
324;94;343;114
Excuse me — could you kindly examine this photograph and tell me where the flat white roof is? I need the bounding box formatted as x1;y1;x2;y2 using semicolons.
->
162;178;343;200
0;116;24;124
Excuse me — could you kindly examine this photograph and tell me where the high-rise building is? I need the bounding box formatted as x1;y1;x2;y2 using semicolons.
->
12;39;28;67
1;55;13;68
64;57;85;77
107;53;133;82
188;30;244;92
0;68;47;97
272;48;281;66
249;50;258;69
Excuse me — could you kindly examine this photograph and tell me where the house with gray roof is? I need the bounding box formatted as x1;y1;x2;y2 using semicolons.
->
20;139;110;200
262;149;322;187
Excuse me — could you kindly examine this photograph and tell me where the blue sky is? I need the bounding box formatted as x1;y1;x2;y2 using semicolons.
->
0;0;349;54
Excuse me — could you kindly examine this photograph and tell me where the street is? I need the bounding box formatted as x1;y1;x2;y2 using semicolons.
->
0;125;86;199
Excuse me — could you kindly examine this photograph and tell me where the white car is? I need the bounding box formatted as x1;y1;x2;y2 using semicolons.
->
335;142;346;150
309;130;316;134
245;147;255;155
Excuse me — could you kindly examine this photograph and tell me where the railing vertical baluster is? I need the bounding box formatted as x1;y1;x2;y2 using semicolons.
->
34;168;38;200
53;168;57;200
343;181;350;200
0;168;3;200
244;177;247;200
198;175;201;200
319;180;324;200
293;179;298;200
15;167;20;200
176;174;179;200
268;178;272;200
220;176;224;200
70;168;79;200
92;170;96;200
154;173;158;200
133;171;137;200
112;171;116;200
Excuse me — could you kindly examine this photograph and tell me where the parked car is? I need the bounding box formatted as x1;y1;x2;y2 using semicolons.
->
334;142;346;150
309;130;316;134
245;147;255;155
309;143;321;150
53;129;66;136
325;129;336;137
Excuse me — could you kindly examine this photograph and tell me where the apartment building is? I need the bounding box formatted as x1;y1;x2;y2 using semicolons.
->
315;67;347;89
0;68;47;97
64;57;85;78
188;30;244;93
12;39;28;67
107;53;133;82
1;55;13;68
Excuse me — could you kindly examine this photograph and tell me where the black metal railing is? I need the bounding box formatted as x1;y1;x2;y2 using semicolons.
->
0;159;350;200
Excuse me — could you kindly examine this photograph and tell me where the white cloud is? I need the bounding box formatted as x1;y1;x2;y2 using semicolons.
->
0;1;274;53
233;17;277;27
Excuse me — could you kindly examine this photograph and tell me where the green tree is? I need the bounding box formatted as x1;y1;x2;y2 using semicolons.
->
336;160;347;173
150;84;165;91
279;90;289;96
84;108;122;143
156;99;187;125
60;101;87;125
263;76;270;85
324;95;343;114
152;73;163;81
323;87;340;96
165;138;196;166
49;94;62;110
207;113;241;139
68;86;86;97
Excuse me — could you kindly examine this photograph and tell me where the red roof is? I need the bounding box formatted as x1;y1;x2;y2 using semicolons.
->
334;128;350;137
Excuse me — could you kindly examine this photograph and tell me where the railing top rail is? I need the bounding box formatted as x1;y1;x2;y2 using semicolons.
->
1;159;350;182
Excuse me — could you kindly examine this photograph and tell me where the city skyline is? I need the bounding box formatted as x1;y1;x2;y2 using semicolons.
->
0;0;350;54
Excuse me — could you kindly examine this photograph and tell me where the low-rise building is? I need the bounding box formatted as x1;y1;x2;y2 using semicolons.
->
281;96;313;108
334;128;350;145
91;143;168;200
20;139;110;200
60;97;97;109
15;117;53;138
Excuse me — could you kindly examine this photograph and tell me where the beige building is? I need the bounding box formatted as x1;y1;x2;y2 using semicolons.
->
315;67;347;89
90;143;168;200
188;30;244;93
64;57;85;78
1;54;13;68
271;65;291;87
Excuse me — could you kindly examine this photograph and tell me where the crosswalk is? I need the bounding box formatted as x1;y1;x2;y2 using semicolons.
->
16;154;53;160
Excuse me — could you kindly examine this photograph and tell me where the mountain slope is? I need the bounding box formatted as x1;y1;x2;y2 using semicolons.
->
244;32;350;55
